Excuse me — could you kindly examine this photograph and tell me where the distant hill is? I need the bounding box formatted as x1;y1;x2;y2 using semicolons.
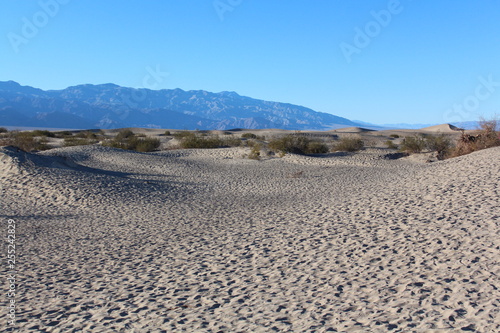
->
0;81;359;130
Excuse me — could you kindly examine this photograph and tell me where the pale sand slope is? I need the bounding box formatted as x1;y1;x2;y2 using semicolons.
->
1;145;499;332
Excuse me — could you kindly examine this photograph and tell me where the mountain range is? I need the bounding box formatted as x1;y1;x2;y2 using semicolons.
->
0;81;360;130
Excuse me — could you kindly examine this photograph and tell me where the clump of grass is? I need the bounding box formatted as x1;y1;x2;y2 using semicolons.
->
450;119;500;157
268;135;329;155
248;144;261;160
400;135;426;154
242;133;257;139
173;131;194;139
333;136;364;152
179;134;223;149
0;131;50;152
102;129;160;152
425;134;452;160
385;140;398;149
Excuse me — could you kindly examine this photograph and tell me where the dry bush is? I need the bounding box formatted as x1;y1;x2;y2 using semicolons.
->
248;144;261;160
242;133;257;139
449;119;500;158
399;135;426;154
333;136;364;152
268;135;329;155
424;134;453;160
0;131;50;152
103;129;160;152
385;140;398;149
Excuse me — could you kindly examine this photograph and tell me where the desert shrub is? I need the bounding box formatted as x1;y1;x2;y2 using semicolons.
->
115;129;135;140
242;133;257;139
248;144;261;160
133;137;161;152
173;131;194;139
385;140;398;149
268;135;328;155
400;135;426;154
0;131;50;152
179;135;223;149
425;134;452;160
450;119;500;158
0;127;8;134
164;130;171;136
306;141;330;154
333;136;364;152
221;135;242;147
389;134;400;138
103;132;160;152
54;131;74;138
75;131;98;139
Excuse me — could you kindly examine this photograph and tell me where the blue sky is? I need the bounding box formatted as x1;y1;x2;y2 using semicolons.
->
1;0;499;124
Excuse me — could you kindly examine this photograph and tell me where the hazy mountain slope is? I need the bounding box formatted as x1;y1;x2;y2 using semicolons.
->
0;81;358;130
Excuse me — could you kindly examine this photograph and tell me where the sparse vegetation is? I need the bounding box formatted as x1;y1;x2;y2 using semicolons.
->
333;136;364;152
389;134;400;138
385;140;398;149
399;135;426;154
450;119;500;158
268;135;329;155
248;144;261;160
242;133;257;139
102;129;160;152
179;133;242;149
425;134;452;160
0;131;50;152
173;131;194;139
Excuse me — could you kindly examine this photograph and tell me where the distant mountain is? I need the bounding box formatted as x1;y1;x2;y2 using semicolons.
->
0;81;359;130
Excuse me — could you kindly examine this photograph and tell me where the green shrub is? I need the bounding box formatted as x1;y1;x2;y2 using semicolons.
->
268;135;328;155
179;135;223;149
54;131;74;138
173;131;194;139
425;134;452;160
115;129;135;140
242;133;257;139
400;135;426;154
102;132;160;152
0;127;9;134
164;130;171;136
221;135;242;147
0;131;50;152
31;130;55;138
248;144;261;160
306;141;330;154
389;134;400;138
333;136;364;152
385;140;398;149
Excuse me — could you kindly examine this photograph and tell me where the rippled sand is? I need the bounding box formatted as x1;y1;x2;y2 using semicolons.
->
1;145;499;332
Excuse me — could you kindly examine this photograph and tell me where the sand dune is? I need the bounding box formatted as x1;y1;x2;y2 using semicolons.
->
1;144;499;332
420;124;464;132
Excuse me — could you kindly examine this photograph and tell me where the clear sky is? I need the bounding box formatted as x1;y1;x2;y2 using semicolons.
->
1;0;499;124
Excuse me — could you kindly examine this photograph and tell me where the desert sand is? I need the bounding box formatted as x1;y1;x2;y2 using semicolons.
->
1;139;499;332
